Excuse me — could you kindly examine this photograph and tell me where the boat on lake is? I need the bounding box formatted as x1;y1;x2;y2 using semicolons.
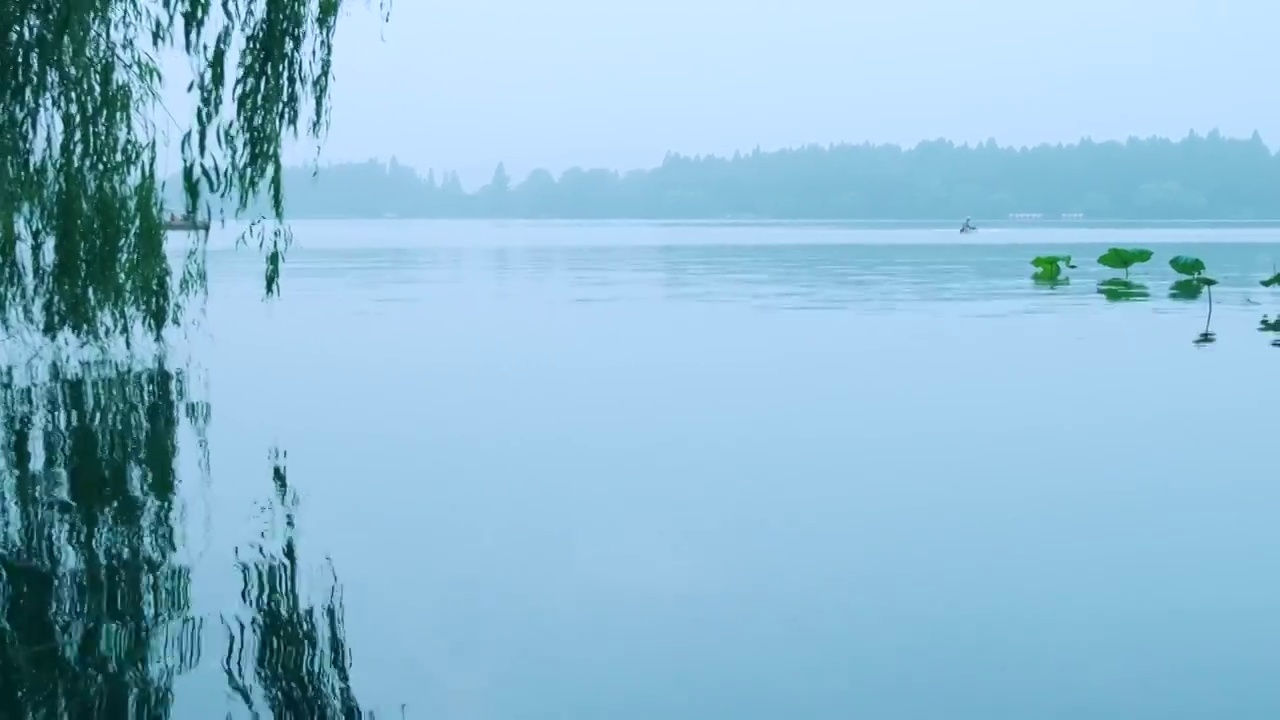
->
163;213;210;232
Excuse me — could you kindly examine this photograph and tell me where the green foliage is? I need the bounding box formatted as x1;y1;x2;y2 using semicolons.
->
1024;250;1240;345
1169;255;1208;277
1128;248;1155;264
1030;255;1076;282
1096;248;1155;299
1173;258;1220;341
0;1;389;342
1166;256;1216;336
1097;247;1154;277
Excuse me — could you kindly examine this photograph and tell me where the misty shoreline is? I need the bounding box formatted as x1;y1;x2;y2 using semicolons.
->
224;217;1280;230
172;133;1280;224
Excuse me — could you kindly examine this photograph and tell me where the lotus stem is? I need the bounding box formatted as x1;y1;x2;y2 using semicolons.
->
1205;284;1213;333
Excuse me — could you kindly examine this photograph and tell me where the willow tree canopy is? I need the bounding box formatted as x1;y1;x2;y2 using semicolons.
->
0;0;390;343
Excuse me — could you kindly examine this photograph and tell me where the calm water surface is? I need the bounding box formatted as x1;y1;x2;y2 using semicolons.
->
10;222;1280;718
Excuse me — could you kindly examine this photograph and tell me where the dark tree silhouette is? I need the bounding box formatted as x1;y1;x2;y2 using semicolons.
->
240;130;1280;221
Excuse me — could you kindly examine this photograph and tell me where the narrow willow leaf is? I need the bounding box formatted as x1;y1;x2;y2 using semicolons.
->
0;0;391;343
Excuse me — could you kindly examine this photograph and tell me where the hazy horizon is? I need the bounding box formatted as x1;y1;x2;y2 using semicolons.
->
285;129;1276;187
170;131;1280;221
155;0;1280;187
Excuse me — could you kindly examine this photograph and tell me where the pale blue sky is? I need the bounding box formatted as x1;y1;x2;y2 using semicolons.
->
168;0;1280;187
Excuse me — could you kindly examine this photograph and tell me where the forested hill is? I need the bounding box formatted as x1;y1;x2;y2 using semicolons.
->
185;131;1280;221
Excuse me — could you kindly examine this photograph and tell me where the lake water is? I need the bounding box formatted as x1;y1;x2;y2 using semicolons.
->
5;222;1280;718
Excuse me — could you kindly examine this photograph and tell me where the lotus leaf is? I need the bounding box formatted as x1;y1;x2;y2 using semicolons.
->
1030;255;1076;282
1030;255;1077;270
1097;247;1154;275
1169;255;1206;277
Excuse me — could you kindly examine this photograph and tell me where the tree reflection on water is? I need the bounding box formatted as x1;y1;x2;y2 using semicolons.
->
223;448;365;719
0;358;369;718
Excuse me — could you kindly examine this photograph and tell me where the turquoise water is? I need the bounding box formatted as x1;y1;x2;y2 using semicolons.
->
8;223;1280;718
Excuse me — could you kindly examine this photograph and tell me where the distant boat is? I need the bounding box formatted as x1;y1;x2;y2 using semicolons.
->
163;213;210;232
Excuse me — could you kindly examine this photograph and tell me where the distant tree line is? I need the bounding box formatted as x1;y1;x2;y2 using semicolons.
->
192;131;1280;220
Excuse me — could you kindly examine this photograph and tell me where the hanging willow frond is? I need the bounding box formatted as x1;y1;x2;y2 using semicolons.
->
0;0;391;343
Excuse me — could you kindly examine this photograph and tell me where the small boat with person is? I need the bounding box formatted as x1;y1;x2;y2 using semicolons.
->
959;217;978;234
163;212;210;232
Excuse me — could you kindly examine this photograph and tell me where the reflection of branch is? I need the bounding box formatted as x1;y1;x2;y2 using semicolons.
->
222;616;258;715
222;449;366;717
0;360;203;716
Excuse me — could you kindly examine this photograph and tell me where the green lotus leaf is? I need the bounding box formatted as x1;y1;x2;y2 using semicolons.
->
1031;255;1074;270
1169;255;1206;277
1097;248;1133;270
1097;247;1152;271
1030;255;1076;281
